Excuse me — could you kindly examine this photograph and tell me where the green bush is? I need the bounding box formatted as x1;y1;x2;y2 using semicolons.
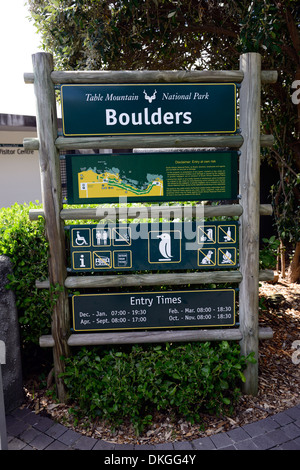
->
259;235;280;269
0;202;51;346
61;342;254;434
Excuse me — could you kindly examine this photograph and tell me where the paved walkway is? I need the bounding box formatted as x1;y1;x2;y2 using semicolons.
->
4;403;300;450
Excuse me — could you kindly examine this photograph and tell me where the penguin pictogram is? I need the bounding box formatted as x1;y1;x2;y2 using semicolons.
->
157;233;172;261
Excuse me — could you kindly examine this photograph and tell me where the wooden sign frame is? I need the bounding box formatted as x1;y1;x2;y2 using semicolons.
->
24;53;277;400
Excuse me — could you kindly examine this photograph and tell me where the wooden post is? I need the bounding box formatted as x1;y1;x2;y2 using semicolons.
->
239;53;261;395
32;53;70;402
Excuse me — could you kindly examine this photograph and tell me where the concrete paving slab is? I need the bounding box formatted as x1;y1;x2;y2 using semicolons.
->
5;404;300;451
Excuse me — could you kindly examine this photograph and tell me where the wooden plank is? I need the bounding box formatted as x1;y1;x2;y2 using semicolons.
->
64;271;243;289
35;269;274;289
29;203;243;220
56;134;244;150
238;53;262;396
39;326;273;348
30;203;244;220
23;133;274;151
57;134;272;150
60;204;243;220
32;52;70;402
24;69;277;85
63;268;273;287
28;203;272;221
259;204;273;216
25;69;244;84
258;269;276;281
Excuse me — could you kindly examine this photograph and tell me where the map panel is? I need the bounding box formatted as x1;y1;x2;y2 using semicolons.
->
65;151;238;204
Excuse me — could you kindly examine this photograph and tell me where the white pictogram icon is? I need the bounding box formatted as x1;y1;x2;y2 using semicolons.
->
79;255;86;268
143;89;157;103
223;227;232;242
95;256;110;267
221;250;233;264
200;250;214;264
75;231;88;246
200;228;214;242
93;252;111;268
96;230;108;245
113;228;131;245
117;252;129;266
157;233;172;261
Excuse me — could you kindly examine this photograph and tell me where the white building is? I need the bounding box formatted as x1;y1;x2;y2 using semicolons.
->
0;114;41;208
0;114;115;209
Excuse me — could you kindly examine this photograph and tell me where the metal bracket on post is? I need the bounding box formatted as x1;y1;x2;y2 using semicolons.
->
0;340;8;450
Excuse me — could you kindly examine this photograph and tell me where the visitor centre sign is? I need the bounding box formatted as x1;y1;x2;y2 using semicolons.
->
61;83;237;136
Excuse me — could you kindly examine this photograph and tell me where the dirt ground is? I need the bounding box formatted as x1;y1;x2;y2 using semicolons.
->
24;275;300;445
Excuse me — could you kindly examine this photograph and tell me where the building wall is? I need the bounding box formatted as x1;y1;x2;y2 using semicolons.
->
0;114;113;209
0;118;42;208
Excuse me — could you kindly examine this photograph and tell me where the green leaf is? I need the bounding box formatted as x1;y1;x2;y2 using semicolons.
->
172;373;181;380
222;397;231;405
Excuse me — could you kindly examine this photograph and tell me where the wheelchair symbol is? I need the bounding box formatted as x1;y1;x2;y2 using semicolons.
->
75;231;89;246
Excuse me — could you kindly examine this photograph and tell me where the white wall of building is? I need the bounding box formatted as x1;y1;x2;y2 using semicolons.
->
0;127;42;208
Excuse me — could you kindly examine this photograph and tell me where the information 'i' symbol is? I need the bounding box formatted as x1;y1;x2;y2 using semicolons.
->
157;233;172;261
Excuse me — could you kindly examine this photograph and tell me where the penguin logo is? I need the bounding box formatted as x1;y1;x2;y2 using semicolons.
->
157;233;172;261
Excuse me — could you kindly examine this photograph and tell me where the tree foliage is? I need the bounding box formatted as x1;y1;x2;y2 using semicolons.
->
27;0;300;278
27;0;243;71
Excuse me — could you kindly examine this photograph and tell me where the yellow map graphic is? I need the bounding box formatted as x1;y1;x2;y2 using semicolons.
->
78;169;163;199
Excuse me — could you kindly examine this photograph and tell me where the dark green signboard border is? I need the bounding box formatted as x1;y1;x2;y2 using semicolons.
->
68;221;239;272
65;151;238;204
72;289;236;332
61;83;237;136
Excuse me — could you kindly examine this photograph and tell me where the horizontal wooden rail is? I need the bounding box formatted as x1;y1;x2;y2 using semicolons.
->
65;271;243;288
36;271;242;289
56;134;245;150
28;203;273;221
258;204;273;216
39;325;273;348
23;134;274;151
35;269;274;289
23;134;241;151
24;69;277;85
60;204;244;220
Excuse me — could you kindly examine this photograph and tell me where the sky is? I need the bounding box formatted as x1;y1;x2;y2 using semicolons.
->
0;0;43;116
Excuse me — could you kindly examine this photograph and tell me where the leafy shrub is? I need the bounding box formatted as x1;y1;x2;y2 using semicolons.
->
259;236;280;269
61;342;254;434
0;202;51;346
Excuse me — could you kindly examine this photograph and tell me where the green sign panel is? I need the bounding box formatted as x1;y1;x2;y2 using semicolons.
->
72;289;236;332
65;151;238;204
68;221;239;272
61;83;237;136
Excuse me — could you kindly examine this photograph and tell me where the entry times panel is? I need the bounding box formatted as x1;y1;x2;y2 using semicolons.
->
72;289;236;332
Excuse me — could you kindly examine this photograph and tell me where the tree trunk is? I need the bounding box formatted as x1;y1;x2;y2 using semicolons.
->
288;241;300;283
280;239;286;278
